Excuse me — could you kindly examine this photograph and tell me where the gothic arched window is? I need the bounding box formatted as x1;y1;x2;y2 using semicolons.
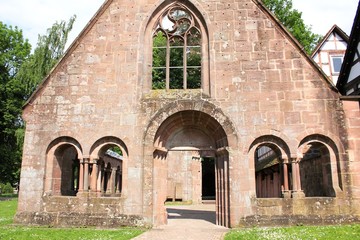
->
152;4;201;90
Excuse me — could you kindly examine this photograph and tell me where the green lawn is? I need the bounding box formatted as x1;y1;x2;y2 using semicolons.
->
0;198;144;240
3;198;360;239
225;224;360;240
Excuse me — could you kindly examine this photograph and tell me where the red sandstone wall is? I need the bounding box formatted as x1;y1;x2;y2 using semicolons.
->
17;0;355;227
342;101;360;199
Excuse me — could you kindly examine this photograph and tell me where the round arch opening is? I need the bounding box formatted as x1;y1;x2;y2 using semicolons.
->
152;110;230;227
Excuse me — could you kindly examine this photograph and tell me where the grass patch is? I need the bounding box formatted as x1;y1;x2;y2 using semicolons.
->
0;198;18;226
225;225;360;240
0;199;145;240
0;193;18;198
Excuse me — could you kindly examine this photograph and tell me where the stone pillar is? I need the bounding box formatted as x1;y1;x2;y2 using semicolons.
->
291;158;305;198
110;167;117;195
282;161;291;198
90;159;98;193
83;158;89;192
224;156;229;227
116;168;122;194
78;159;84;192
97;162;103;195
215;157;219;225
106;167;112;194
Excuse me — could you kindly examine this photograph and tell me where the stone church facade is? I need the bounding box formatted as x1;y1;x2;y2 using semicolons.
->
15;0;360;228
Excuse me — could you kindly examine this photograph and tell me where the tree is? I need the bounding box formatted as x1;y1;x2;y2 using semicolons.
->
16;15;76;98
0;22;31;185
262;0;322;54
0;16;76;186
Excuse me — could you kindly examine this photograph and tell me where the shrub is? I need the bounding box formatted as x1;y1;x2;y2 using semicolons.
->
0;183;14;194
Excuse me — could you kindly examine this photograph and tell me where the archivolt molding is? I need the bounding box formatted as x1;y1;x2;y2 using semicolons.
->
143;100;238;149
247;134;291;161
89;136;129;160
296;130;345;155
297;133;343;192
246;130;294;157
46;136;83;159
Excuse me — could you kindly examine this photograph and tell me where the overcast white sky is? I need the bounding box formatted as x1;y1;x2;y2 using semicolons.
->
0;0;358;51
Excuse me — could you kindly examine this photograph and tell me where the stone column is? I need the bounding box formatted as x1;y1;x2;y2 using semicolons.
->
110;167;117;195
224;156;229;227
282;161;291;198
105;167;114;195
90;159;98;193
115;168;121;194
215;157;220;225
291;158;305;198
78;159;84;192
83;158;89;192
97;162;103;195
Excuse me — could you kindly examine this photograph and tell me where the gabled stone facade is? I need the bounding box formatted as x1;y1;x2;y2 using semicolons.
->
15;0;360;228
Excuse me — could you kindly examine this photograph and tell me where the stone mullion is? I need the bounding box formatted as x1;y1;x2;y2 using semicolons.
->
183;37;187;89
166;39;170;89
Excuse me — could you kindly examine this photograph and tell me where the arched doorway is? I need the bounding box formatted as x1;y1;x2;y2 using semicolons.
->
151;110;230;227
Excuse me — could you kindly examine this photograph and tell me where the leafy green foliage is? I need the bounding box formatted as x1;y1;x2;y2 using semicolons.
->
0;16;76;186
0;22;31;185
262;0;322;54
0;183;14;194
152;31;167;89
152;6;202;90
16;15;76;98
110;146;123;156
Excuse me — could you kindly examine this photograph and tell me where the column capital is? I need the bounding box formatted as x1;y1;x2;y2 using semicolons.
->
80;158;90;164
282;158;289;164
291;158;301;163
91;158;99;164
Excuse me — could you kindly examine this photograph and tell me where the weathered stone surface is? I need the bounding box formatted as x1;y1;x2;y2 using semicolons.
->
15;0;360;229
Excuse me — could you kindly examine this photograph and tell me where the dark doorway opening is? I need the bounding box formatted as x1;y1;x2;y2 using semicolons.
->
202;157;215;200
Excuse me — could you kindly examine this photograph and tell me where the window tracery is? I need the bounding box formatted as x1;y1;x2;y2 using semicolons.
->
152;4;201;90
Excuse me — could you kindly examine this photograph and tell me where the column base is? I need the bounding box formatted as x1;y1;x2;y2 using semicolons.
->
76;191;89;198
282;190;292;198
291;190;305;199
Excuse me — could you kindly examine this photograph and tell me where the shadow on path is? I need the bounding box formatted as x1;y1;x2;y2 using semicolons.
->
167;207;216;224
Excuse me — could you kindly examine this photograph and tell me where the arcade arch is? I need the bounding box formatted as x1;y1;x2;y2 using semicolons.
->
44;137;83;196
89;136;128;196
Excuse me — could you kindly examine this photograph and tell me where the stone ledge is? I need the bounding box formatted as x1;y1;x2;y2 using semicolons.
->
143;89;209;100
238;214;360;227
14;212;147;228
